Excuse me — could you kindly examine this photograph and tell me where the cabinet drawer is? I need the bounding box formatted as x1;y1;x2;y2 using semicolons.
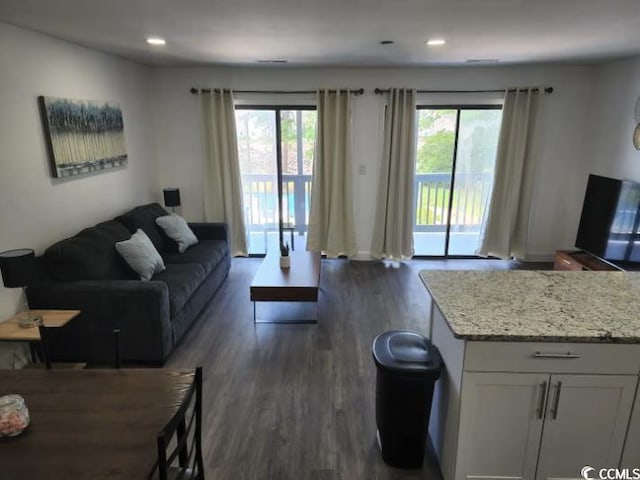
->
464;342;640;374
553;258;583;271
553;251;584;271
553;250;619;271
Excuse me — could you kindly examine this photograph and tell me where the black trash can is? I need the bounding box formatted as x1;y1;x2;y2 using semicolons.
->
372;330;442;469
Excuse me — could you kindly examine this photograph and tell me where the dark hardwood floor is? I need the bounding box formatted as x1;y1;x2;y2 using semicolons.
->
166;258;551;479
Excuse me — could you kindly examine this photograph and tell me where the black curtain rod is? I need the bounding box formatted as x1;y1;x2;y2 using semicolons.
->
373;87;553;94
190;87;365;95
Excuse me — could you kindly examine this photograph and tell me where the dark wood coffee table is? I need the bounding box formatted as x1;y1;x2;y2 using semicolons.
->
250;251;321;324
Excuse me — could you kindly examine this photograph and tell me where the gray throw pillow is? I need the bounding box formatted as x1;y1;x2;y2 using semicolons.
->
115;229;166;281
155;214;199;253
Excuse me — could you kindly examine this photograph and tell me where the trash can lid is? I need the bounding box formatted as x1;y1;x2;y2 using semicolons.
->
372;330;442;377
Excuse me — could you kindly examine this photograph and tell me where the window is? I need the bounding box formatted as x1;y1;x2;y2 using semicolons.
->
235;107;317;255
414;106;502;256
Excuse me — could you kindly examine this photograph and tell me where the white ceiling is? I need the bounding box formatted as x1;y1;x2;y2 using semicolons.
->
1;0;640;67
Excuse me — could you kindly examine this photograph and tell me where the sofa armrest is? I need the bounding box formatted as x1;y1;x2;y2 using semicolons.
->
189;222;228;242
26;280;172;364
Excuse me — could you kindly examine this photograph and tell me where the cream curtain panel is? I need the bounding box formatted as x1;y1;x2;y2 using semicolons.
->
477;88;540;260
370;89;417;260
306;89;357;257
200;90;248;257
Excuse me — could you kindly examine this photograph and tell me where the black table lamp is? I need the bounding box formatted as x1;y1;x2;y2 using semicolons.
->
163;188;181;213
0;249;40;326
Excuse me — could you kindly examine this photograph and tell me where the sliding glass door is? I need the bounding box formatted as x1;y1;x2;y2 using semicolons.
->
414;106;502;256
235;107;317;255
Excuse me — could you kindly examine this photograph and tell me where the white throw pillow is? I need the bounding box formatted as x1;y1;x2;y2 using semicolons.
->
115;229;166;281
155;214;199;253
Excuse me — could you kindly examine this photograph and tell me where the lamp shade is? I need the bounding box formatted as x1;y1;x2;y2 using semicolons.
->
163;188;181;208
0;249;37;288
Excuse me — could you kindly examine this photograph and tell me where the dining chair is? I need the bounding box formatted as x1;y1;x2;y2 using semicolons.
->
38;325;122;369
151;366;204;480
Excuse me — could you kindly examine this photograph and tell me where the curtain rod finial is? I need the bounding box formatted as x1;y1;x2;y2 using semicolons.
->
190;88;198;94
545;87;554;94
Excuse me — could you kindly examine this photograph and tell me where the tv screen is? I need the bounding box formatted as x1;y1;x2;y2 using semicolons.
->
575;174;640;266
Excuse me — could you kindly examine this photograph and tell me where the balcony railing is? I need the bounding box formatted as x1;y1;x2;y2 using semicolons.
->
414;172;493;232
241;171;493;234
242;174;312;233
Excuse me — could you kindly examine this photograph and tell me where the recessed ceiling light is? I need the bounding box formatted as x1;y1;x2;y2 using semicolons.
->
426;39;446;46
146;37;166;46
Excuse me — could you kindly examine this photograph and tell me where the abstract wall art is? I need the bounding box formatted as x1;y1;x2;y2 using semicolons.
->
38;96;128;178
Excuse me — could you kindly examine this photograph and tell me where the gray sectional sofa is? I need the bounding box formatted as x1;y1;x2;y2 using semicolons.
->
27;203;230;365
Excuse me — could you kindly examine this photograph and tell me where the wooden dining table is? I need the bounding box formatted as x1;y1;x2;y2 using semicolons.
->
0;368;196;479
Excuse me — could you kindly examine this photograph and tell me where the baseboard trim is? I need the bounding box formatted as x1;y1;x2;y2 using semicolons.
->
351;251;556;263
352;251;376;261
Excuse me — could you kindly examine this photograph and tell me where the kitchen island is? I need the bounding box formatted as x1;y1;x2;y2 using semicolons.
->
420;270;640;480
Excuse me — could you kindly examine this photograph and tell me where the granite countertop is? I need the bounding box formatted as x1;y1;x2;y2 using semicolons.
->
419;270;640;343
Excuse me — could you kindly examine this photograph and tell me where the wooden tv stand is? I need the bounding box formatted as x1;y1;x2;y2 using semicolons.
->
553;250;620;271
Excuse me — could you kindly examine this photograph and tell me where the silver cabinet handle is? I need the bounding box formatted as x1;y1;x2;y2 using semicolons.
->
532;352;581;359
562;259;571;265
537;381;548;420
551;381;562;420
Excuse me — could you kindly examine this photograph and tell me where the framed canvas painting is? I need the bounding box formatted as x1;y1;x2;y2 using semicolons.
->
38;96;128;178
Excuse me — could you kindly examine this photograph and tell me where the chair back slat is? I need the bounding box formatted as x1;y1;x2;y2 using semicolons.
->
151;367;204;480
113;328;121;369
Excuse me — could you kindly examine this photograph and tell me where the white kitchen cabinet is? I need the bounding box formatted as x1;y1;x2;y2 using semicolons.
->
457;372;547;480
457;373;636;480
621;385;640;468
427;304;640;480
535;375;637;480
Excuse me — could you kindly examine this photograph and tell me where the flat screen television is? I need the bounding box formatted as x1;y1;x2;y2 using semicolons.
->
575;174;640;268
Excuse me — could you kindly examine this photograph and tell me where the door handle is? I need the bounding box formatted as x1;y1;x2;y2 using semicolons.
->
537;381;548;420
550;381;562;420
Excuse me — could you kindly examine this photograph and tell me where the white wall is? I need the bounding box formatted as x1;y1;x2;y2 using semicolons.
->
0;23;157;325
586;56;640;181
152;64;596;260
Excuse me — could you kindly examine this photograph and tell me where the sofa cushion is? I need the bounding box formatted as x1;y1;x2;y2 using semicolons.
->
156;214;199;253
162;240;227;275
115;229;166;281
44;220;136;281
115;203;173;254
152;263;206;316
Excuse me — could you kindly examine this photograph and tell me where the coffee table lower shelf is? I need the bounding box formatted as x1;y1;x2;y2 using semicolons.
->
251;300;318;324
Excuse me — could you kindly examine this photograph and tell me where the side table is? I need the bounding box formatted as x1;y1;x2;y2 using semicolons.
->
0;309;81;365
